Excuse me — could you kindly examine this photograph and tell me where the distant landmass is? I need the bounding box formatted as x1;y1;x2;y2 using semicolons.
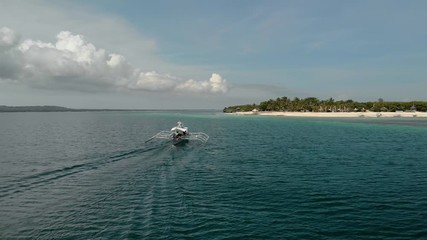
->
0;106;215;112
0;105;73;112
0;105;132;112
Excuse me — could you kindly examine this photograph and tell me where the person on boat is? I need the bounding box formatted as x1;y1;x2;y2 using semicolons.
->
174;131;181;139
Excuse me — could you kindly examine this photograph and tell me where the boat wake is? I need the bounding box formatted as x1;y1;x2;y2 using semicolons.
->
0;142;171;199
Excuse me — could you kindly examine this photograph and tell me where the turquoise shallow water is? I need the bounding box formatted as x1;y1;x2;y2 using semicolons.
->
1;111;427;239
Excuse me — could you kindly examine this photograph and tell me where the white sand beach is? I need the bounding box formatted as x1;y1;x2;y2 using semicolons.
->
230;111;427;118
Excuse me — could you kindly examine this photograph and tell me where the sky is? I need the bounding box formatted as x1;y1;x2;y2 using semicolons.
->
1;0;426;109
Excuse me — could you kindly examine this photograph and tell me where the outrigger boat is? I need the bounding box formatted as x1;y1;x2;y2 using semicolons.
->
146;121;209;145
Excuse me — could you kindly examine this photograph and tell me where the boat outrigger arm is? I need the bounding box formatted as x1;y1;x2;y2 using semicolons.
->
145;121;209;144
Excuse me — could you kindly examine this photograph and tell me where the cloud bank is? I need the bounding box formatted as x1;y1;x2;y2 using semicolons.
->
0;27;228;94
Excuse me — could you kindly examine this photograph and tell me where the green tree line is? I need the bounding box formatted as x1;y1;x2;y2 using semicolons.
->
223;97;427;113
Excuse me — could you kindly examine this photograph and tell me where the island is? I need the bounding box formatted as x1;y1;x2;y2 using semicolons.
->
224;97;427;118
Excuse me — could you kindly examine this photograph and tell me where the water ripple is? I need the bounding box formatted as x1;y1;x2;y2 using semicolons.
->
2;113;427;239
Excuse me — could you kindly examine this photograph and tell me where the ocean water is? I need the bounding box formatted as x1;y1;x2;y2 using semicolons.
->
1;111;427;239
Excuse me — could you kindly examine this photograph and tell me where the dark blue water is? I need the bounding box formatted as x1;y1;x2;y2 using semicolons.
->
1;111;427;239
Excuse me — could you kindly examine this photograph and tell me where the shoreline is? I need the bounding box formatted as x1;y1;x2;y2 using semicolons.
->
229;111;427;118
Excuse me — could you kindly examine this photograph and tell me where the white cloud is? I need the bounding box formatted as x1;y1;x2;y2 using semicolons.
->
0;28;228;94
177;73;228;93
0;27;19;47
209;73;228;93
132;71;178;91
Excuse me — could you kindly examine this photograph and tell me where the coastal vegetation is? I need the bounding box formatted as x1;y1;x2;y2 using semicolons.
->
223;97;427;113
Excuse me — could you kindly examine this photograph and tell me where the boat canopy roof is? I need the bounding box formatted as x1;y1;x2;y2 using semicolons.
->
171;121;187;132
171;126;187;132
